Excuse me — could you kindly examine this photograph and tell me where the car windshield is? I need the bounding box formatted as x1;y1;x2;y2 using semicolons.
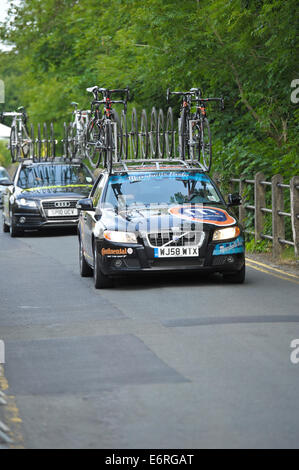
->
104;171;223;209
18;165;92;189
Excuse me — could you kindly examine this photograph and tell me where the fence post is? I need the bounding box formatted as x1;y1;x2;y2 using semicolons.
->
254;172;265;241
272;174;285;260
239;176;246;226
213;172;221;186
290;176;299;258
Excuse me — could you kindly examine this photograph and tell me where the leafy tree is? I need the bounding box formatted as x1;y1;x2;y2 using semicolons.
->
0;0;297;178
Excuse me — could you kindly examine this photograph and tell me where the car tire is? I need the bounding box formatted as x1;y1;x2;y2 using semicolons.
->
9;210;22;237
223;265;245;284
79;237;93;277
2;215;10;233
93;243;112;289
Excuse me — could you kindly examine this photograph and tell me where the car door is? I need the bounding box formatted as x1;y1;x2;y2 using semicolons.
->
2;167;18;224
83;174;106;263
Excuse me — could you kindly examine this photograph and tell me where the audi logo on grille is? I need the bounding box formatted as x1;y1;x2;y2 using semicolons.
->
55;201;71;208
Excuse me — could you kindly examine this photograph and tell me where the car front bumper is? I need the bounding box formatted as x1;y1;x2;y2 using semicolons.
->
95;238;245;277
12;210;79;230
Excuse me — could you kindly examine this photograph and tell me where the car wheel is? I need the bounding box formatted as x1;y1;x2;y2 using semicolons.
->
93;243;112;289
9;210;22;238
79;237;93;277
223;265;245;284
2;215;9;233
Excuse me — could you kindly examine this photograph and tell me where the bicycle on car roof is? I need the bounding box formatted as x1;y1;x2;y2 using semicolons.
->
166;87;224;172
84;86;130;171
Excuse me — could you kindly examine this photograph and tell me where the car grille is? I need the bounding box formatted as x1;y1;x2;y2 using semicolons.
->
151;258;205;268
42;200;77;210
41;199;78;220
147;230;205;248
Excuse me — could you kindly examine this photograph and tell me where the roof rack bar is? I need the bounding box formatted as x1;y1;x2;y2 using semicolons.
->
108;158;207;174
111;158;204;167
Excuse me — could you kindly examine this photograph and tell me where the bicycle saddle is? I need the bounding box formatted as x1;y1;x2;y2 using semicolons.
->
86;86;99;93
71;101;79;107
17;106;25;111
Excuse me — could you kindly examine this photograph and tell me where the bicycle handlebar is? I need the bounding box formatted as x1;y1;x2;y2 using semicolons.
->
93;99;127;106
167;88;200;101
1;112;23;117
87;86;130;101
167;88;224;109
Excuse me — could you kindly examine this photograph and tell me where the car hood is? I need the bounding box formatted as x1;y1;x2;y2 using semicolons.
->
100;203;238;233
15;184;92;199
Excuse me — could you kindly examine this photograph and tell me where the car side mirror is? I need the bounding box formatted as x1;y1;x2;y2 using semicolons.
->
0;178;12;186
228;193;242;206
76;198;94;211
94;207;102;221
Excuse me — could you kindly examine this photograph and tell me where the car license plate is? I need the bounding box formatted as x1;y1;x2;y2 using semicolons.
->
47;208;78;217
154;246;200;258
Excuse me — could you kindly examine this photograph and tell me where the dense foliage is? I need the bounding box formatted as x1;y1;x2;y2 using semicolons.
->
0;0;298;180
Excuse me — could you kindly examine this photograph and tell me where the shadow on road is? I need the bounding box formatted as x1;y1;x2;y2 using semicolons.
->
112;271;239;291
7;228;77;238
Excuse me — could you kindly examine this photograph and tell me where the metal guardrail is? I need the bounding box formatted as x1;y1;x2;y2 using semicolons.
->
215;172;299;259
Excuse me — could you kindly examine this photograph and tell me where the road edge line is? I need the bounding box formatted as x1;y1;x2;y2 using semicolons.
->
0;365;24;449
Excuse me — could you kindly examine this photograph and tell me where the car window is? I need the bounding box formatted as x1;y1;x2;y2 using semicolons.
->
0;168;9;180
17;165;93;189
92;175;106;207
104;171;223;210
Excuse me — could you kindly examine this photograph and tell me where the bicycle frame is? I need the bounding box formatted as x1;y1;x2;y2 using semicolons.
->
167;88;224;169
2;111;31;161
86;87;129;164
71;107;91;150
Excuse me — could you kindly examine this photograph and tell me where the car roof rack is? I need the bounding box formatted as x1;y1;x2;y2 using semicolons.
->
20;157;84;166
110;159;206;174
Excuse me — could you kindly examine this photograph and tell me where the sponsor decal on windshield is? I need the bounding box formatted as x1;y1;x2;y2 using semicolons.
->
23;184;92;192
109;172;211;184
169;205;236;226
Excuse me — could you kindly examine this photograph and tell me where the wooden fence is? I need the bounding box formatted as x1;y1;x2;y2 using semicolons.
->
213;172;299;259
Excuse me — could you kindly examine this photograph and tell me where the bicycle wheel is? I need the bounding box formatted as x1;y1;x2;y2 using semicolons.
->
120;110;128;160
149;107;158;158
85;118;100;168
21;123;30;159
49;122;56;160
105;121;113;174
130;107;138;159
200;117;212;171
43;122;49;161
63;122;69;160
190;122;201;162
68;123;76;159
140;109;149;159
165;107;174;158
9;126;17;162
111;109;122;162
179;107;189;160
29;124;35;160
37;123;42;161
157;108;165;158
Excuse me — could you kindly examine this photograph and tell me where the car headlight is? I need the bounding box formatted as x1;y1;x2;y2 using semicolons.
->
213;226;240;241
103;230;138;244
16;198;37;209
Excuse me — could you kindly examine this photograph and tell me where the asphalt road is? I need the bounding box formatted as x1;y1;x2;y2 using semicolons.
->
0;217;299;449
